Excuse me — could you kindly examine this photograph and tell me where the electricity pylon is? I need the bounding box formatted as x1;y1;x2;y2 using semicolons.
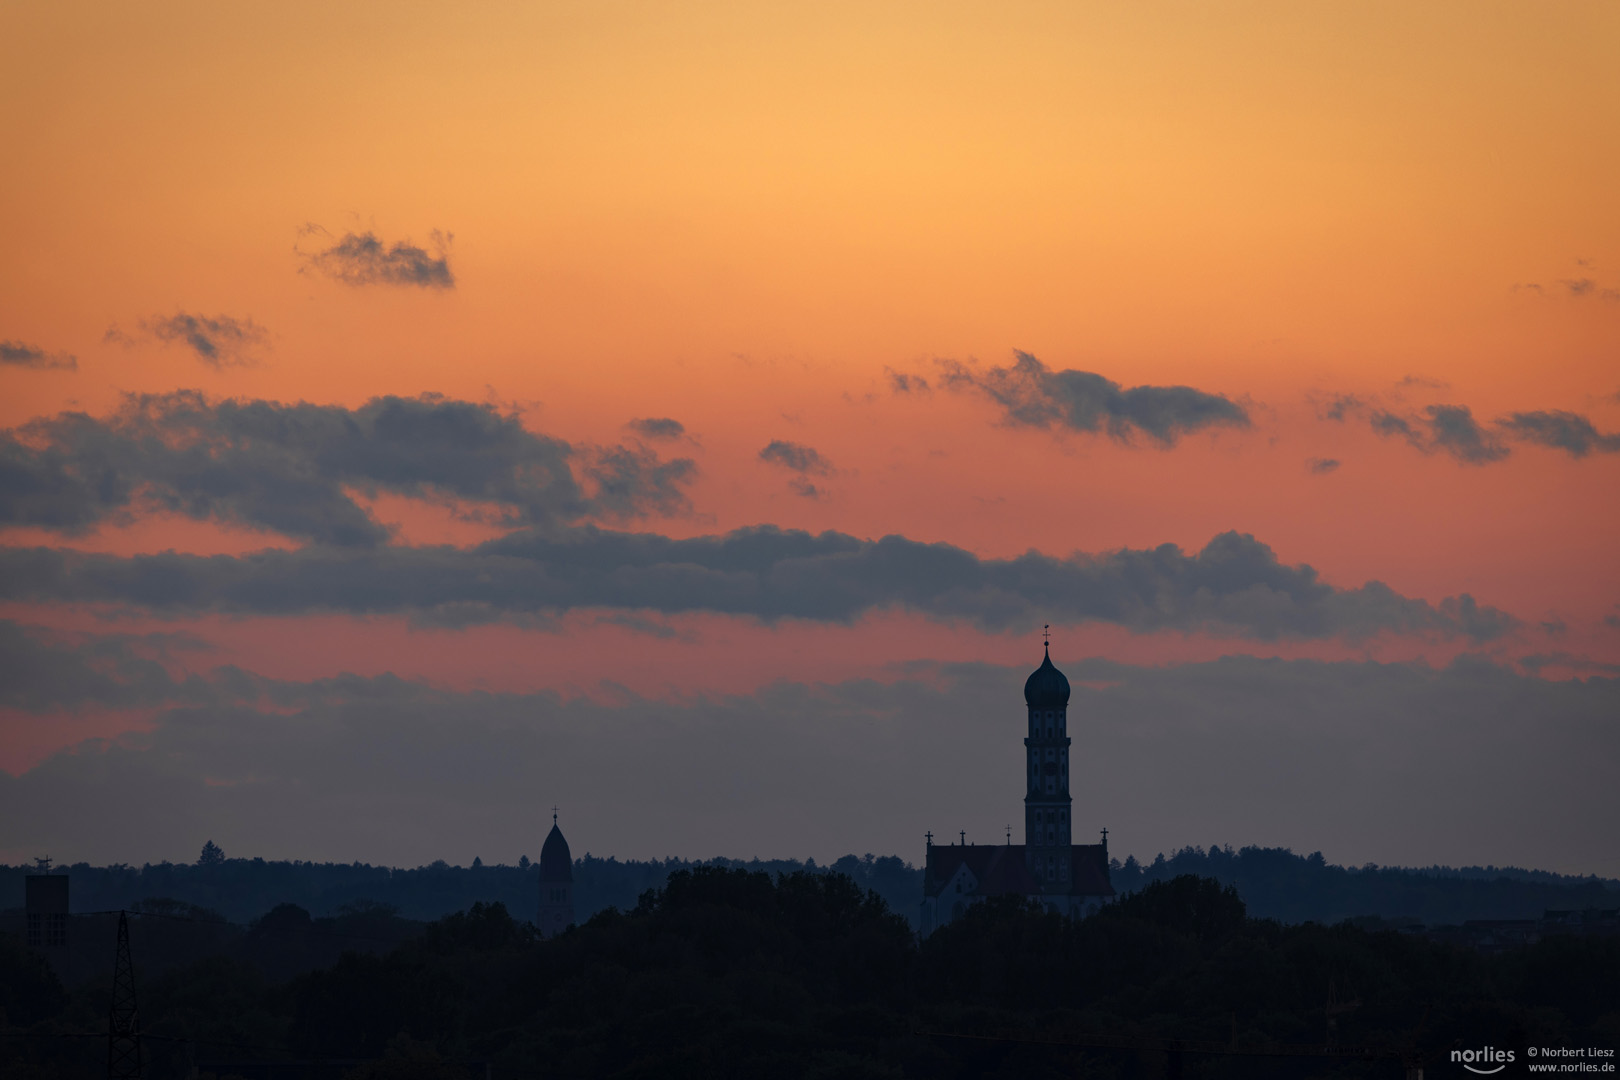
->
108;910;143;1079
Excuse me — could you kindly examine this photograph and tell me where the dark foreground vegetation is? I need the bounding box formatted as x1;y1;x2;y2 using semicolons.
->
3;870;1617;1079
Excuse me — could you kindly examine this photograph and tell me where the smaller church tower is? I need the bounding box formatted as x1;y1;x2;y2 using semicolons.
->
537;810;575;939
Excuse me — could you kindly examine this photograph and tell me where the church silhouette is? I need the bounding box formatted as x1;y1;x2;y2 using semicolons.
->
537;809;575;939
920;642;1114;933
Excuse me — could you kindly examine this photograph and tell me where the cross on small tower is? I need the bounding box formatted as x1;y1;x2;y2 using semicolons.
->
925;831;933;847
959;830;966;846
1100;827;1108;843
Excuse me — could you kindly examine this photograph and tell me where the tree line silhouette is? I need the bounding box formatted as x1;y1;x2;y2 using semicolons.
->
3;868;1616;1078
5;843;1613;930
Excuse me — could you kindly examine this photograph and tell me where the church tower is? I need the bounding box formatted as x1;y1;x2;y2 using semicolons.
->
1023;635;1073;889
537;810;575;939
918;637;1112;933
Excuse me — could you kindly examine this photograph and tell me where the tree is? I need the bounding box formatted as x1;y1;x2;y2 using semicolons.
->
198;840;225;866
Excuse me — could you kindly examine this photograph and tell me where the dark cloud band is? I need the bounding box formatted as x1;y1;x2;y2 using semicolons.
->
0;633;1611;871
0;392;694;545
0;526;1515;642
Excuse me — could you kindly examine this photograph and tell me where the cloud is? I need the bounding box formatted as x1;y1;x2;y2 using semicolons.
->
0;636;1613;874
626;417;688;441
759;440;833;498
582;443;697;521
1370;405;1509;465
0;527;1518;644
0;340;77;371
0;392;694;544
1315;394;1363;422
132;313;270;368
1395;375;1449;391
1307;458;1340;474
1425;405;1510;464
1558;278;1596;297
759;440;833;475
938;352;1249;445
1496;410;1620;458
1516;652;1620;678
886;369;930;394
299;227;455;289
0;621;218;712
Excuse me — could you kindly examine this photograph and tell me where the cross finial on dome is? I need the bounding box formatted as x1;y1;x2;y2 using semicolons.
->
551;805;558;825
1043;624;1050;651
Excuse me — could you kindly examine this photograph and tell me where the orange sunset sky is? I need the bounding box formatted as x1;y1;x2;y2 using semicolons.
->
2;2;1618;871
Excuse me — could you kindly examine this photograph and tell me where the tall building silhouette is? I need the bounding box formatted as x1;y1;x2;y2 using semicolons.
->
538;810;575;939
920;642;1114;932
25;868;69;958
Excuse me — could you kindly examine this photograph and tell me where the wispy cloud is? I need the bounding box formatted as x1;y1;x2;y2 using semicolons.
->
626;417;689;442
108;313;270;368
0;339;76;370
938;351;1249;446
1307;458;1340;474
299;225;455;289
1315;393;1364;422
1370;404;1509;465
1497;410;1620;458
759;440;833;475
886;368;931;394
759;439;833;498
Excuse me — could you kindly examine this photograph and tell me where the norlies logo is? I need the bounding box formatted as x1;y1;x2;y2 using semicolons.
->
1453;1046;1516;1074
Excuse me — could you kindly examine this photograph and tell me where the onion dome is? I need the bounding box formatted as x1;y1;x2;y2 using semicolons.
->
539;819;573;882
1023;646;1071;708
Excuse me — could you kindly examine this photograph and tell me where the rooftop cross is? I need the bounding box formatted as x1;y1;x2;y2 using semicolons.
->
551;805;558;825
1100;827;1108;843
1043;624;1050;649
